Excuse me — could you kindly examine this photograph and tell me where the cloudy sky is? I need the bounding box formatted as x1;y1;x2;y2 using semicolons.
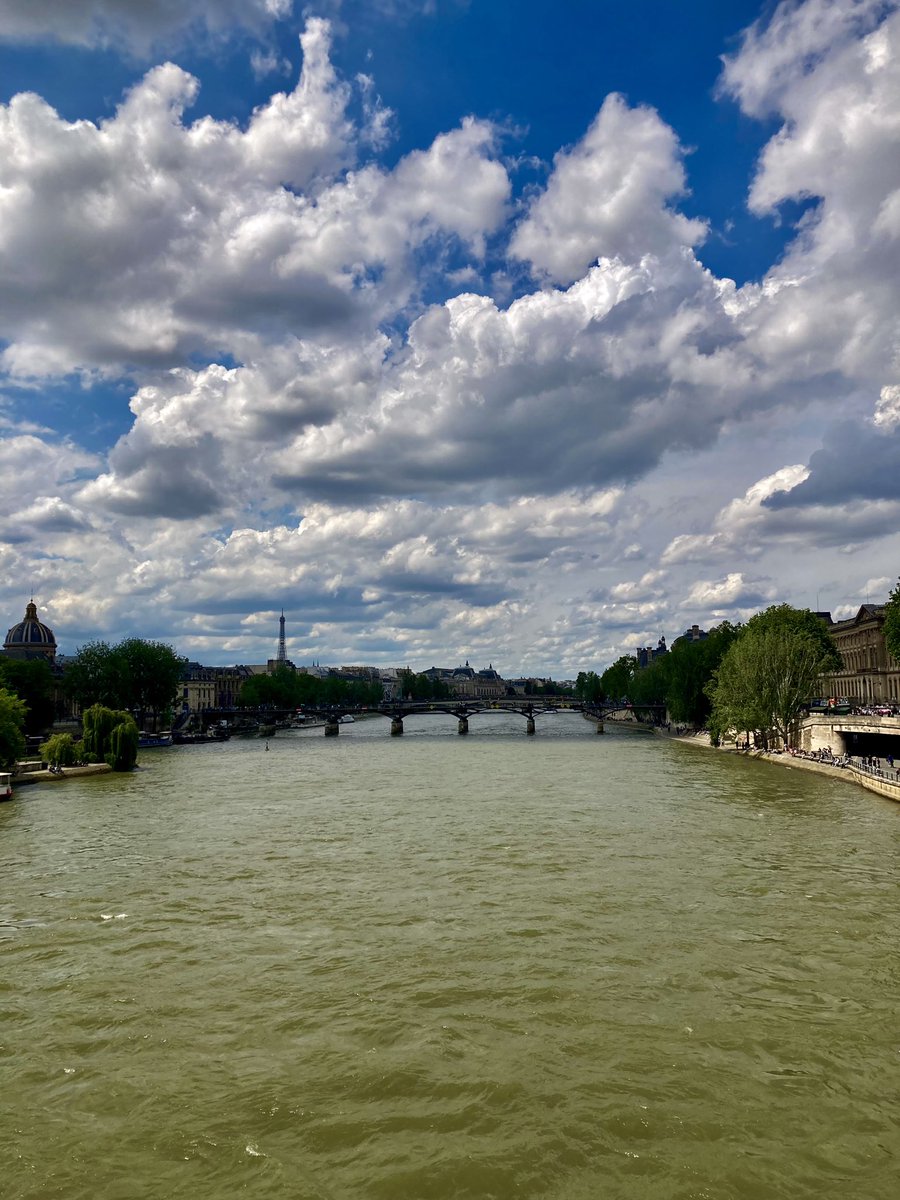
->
0;0;898;675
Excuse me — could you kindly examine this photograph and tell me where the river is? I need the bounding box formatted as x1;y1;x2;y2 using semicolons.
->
2;714;897;1199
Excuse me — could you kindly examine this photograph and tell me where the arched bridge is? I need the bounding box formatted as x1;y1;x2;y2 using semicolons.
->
203;698;666;737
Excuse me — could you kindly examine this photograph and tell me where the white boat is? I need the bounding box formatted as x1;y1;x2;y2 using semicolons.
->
339;714;355;724
0;772;13;801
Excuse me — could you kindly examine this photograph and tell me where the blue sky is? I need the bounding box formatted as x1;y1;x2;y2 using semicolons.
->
0;0;898;672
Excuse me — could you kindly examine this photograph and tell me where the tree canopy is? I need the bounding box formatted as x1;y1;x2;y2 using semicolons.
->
743;604;841;673
396;670;451;701
707;605;841;748
574;671;603;702
600;655;636;702
885;578;900;665
40;732;80;768
66;638;185;725
661;623;739;725
0;687;27;768
239;667;383;709
0;657;56;735
81;704;139;770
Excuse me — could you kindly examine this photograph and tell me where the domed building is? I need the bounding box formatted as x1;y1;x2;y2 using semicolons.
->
4;600;57;662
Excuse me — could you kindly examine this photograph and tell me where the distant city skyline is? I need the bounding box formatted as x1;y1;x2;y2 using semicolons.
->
0;1;898;675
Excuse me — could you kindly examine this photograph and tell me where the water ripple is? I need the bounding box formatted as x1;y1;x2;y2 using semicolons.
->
2;729;897;1199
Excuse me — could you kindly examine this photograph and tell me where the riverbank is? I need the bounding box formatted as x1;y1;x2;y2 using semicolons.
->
12;763;113;786
666;727;900;802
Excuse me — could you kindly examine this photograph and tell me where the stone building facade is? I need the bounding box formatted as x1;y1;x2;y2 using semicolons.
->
820;604;900;706
179;662;253;714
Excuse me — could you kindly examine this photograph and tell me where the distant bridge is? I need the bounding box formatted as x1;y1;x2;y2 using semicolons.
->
201;698;667;737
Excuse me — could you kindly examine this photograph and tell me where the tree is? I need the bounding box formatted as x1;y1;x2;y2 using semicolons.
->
40;732;80;768
81;704;139;770
239;667;385;711
397;670;451;701
64;641;123;710
630;653;671;707
0;687;27;768
743;604;841;673
707;606;841;748
664;622;739;726
0;658;56;735
707;636;774;747
575;671;603;702
885;578;900;664
65;638;185;726
115;639;185;727
600;655;636;703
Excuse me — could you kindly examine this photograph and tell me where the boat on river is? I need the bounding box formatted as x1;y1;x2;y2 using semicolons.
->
0;771;13;800
138;731;173;748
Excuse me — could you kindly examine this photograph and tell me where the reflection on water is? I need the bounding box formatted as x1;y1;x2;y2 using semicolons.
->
2;718;898;1199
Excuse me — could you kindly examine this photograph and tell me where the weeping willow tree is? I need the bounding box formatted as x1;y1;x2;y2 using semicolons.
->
81;704;139;771
40;732;80;768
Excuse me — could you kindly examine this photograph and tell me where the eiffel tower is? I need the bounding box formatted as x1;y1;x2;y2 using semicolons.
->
277;609;286;665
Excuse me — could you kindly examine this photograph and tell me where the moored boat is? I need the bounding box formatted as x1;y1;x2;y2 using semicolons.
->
138;731;173;748
173;724;230;744
0;771;13;800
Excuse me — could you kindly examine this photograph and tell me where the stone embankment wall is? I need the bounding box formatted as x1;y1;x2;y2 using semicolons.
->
847;763;900;803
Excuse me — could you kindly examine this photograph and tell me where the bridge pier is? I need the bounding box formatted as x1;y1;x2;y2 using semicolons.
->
390;717;404;736
596;720;604;734
526;717;535;736
458;717;469;735
324;719;340;737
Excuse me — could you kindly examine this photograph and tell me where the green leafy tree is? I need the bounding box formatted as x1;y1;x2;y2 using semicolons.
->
707;606;841;749
884;578;900;664
115;639;185;727
743;604;841;673
0;687;27;768
664;622;739;726
398;671;451;701
108;719;139;771
65;638;184;727
40;732;79;767
239;667;385;710
81;704;139;770
535;679;565;696
0;658;57;735
64;641;123;709
600;655;636;703
630;653;671;707
706;637;772;747
576;671;603;703
239;669;291;708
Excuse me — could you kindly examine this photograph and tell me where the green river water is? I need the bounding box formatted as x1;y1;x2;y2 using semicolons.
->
2;714;897;1199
